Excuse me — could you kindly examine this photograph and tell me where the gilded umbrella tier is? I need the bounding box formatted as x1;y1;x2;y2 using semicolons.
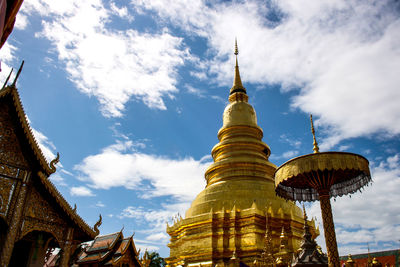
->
275;152;371;202
274;120;371;267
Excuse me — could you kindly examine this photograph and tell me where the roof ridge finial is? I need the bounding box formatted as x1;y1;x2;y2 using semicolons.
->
302;203;308;221
230;38;246;95
94;214;102;236
234;37;239;56
2;68;13;89
11;60;24;87
310;114;320;153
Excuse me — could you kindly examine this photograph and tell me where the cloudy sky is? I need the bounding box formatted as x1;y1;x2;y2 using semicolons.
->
1;0;399;257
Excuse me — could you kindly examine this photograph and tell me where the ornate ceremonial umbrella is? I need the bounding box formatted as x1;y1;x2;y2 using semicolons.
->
274;115;371;267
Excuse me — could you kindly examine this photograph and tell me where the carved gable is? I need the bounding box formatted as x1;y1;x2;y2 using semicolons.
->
0;103;29;169
20;187;68;244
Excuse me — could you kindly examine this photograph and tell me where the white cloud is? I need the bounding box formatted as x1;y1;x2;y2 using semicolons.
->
23;0;194;117
185;84;205;98
308;154;400;254
70;186;95;197
135;243;160;253
133;0;400;146
146;232;169;242
0;43;18;81
110;2;133;21
15;12;28;30
74;139;210;201
338;145;351;151
95;201;105;208
185;84;225;103
49;173;67;187
120;202;190;248
270;150;299;161
280;134;301;149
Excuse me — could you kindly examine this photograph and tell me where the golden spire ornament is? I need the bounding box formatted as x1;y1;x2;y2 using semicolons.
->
310;114;319;153
230;38;246;95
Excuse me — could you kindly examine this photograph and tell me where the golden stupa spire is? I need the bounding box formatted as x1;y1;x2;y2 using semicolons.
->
230;38;246;95
310;114;320;153
302;203;307;220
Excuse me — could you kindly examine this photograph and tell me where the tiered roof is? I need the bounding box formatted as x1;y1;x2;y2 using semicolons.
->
76;231;141;266
292;207;328;267
0;68;99;240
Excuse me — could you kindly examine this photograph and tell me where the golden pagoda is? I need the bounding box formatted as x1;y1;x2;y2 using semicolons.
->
166;41;318;266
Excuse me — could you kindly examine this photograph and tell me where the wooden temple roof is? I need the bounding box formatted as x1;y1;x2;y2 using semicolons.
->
0;84;59;175
0;83;98;240
76;231;141;266
86;232;122;253
0;0;24;48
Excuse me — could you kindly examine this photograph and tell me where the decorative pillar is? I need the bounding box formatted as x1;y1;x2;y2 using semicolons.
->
59;227;74;267
319;192;339;267
0;171;31;267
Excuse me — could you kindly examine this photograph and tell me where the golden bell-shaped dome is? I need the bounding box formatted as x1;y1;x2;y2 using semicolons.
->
222;98;258;128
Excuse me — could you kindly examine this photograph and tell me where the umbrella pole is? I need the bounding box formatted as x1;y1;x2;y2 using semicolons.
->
319;192;340;267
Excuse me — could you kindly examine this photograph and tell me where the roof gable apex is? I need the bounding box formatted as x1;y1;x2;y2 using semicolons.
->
0;85;58;176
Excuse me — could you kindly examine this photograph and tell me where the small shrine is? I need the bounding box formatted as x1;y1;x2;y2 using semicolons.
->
291;207;328;267
75;230;142;266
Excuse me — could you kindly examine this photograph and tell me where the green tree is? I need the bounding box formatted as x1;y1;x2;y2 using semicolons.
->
145;251;166;267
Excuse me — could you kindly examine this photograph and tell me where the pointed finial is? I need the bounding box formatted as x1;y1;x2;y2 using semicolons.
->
2;68;13;89
230;38;246;95
49;152;60;174
310;114;320;153
234;37;239;56
94;214;102;235
302;203;308;220
11;60;24;87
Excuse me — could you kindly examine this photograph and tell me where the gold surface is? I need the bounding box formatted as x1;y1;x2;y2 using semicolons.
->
230;39;246;95
167;43;316;266
186;179;301;218
320;195;339;267
275;127;371;267
310;115;319;153
275;152;370;189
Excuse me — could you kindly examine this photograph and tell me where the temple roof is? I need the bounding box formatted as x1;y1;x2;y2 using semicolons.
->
0;84;58;175
292;207;328;267
0;79;98;240
86;232;122;253
77;232;141;266
0;0;24;48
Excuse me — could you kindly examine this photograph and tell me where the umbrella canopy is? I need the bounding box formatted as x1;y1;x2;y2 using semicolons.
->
273;115;372;267
275;152;371;201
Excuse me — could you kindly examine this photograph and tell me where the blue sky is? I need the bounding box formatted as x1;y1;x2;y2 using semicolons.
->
1;0;399;257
